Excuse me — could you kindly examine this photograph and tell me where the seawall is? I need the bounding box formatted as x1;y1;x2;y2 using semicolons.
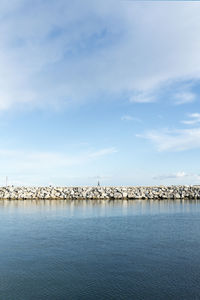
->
0;186;200;200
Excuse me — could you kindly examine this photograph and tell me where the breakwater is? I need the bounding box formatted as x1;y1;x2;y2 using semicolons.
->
0;186;200;200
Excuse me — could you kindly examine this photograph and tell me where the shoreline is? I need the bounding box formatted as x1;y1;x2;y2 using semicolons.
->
0;185;200;200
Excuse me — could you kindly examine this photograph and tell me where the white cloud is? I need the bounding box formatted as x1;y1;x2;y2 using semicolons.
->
153;171;190;180
153;171;200;185
139;128;200;152
182;113;200;125
0;1;200;110
174;92;196;105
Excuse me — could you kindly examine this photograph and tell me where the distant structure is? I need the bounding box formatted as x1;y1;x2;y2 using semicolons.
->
97;180;100;187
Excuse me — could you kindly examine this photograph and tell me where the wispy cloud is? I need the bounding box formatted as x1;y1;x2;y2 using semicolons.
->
182;113;200;125
153;171;190;180
174;92;196;105
121;115;141;122
153;171;200;184
88;147;117;158
0;147;117;173
138;128;200;152
0;146;117;185
0;2;200;110
129;92;155;104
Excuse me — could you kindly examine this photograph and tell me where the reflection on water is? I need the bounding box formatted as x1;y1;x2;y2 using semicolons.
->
0;199;200;218
1;200;200;300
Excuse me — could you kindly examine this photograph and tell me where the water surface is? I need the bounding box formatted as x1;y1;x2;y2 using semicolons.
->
0;200;200;300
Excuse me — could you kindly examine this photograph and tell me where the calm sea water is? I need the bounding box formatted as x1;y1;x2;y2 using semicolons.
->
0;200;200;300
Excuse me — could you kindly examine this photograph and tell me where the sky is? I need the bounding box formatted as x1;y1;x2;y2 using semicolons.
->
0;0;200;186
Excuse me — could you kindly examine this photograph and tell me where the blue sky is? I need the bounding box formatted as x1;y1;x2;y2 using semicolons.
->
1;0;200;186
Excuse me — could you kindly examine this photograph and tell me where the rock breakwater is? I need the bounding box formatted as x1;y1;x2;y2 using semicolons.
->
0;186;200;200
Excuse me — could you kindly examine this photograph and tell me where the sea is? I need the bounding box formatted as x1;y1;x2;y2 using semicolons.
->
0;199;200;300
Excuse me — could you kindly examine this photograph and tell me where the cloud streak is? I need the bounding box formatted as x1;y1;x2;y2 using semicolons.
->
182;113;200;125
121;115;141;122
174;92;196;105
129;92;155;104
0;146;117;174
153;171;191;180
139;128;200;152
153;171;200;185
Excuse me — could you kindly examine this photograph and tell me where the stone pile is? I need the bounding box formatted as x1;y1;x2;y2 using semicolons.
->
0;185;200;200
